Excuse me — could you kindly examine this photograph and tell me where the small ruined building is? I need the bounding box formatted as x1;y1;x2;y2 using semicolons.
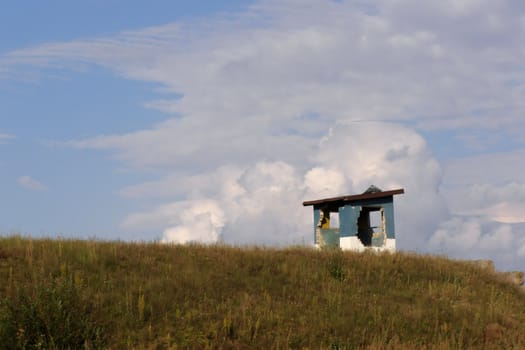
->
303;186;404;251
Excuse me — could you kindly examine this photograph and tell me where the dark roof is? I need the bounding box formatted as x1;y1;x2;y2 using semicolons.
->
363;184;382;194
303;188;404;206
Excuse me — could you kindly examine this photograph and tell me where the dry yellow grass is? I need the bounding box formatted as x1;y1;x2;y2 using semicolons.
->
1;235;525;349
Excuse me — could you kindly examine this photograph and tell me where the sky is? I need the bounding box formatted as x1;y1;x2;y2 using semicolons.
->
1;0;525;270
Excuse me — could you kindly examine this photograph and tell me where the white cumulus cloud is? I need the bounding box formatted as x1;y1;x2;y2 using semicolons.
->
161;200;225;244
122;122;445;250
429;217;525;268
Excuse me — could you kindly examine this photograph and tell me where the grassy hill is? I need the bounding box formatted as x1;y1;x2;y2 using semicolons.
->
1;236;525;349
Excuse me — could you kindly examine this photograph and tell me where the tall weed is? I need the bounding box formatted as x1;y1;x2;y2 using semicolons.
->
0;275;106;349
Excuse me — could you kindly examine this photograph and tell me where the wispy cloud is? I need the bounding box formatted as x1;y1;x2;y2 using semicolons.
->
17;176;48;191
2;0;525;139
0;133;14;144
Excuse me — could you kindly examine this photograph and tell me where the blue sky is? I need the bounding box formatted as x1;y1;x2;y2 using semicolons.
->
1;1;254;238
1;0;525;269
0;1;254;50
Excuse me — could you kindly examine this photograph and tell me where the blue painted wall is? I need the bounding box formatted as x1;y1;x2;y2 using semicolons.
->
312;196;397;242
339;205;360;237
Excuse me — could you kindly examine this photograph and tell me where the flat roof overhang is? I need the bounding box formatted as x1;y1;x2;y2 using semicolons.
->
303;188;405;207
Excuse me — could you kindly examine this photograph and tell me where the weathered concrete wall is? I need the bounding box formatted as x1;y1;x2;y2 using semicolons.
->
311;195;397;252
338;198;395;239
339;236;395;252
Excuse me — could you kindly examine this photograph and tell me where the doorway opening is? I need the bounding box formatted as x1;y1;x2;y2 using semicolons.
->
357;207;385;247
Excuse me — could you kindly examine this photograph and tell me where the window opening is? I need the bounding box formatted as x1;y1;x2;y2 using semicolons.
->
369;210;383;234
316;208;340;248
330;212;339;228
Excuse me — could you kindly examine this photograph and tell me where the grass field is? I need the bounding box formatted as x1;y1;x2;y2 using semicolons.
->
1;235;525;349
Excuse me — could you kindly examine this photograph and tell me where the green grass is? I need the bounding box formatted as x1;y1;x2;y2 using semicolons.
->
1;236;525;349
